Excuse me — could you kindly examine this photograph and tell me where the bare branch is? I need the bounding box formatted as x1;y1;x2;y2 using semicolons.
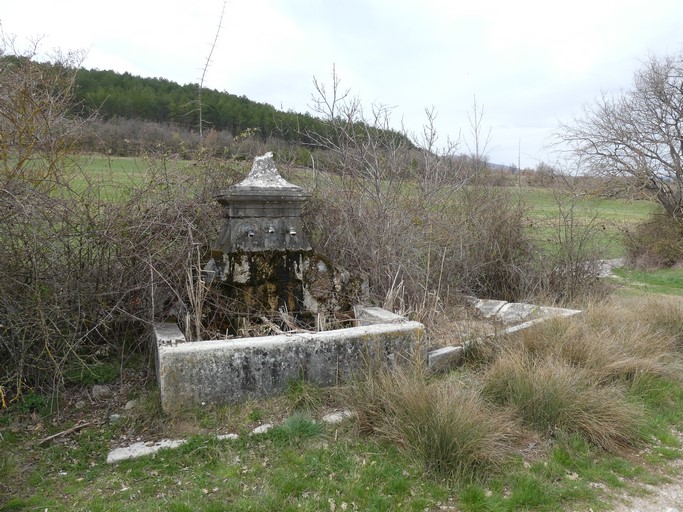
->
557;53;683;218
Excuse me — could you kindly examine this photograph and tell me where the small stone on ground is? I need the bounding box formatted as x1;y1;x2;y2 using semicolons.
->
251;423;273;435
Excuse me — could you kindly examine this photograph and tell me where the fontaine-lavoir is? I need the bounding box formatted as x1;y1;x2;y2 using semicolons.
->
154;153;425;411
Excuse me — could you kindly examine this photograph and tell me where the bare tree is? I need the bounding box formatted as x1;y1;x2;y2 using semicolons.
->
558;53;683;220
466;95;491;175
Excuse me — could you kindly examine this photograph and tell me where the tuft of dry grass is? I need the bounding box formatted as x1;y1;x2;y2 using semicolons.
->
478;296;683;453
482;350;645;452
346;364;517;480
510;298;682;384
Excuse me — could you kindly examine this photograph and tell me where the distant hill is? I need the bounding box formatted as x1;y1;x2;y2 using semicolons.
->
72;68;411;149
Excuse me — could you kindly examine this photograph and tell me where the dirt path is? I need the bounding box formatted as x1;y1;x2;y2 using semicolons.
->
607;432;683;512
610;481;683;511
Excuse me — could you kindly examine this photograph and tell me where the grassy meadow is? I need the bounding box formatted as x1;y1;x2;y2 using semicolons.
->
62;155;657;260
613;267;683;296
509;187;655;259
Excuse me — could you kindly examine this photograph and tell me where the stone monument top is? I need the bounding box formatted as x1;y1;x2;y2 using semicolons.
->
230;152;303;192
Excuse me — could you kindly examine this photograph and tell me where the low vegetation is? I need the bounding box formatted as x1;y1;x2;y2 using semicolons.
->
613;267;683;296
3;296;683;511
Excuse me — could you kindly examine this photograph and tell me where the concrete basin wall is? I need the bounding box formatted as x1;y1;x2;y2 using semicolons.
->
155;311;424;412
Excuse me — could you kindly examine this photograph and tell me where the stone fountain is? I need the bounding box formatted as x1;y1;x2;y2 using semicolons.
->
154;153;425;411
152;154;582;412
203;152;364;333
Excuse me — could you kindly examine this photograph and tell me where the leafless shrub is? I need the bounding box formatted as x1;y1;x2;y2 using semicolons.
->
445;187;540;302
538;171;610;303
0;152;235;402
303;69;475;306
0;36;239;403
624;208;683;269
302;70;604;309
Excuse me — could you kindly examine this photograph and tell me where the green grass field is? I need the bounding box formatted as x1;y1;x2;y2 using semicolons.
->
510;187;656;259
612;266;683;296
67;154;192;190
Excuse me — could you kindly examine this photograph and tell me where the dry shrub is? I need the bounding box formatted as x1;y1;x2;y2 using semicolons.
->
479;297;683;452
0;23;249;405
306;176;547;308
624;209;683;268
482;351;644;452
0;153;239;402
346;364;516;480
302;70;607;310
445;187;540;302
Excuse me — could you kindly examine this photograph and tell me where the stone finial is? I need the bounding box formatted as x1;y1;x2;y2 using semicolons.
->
233;152;302;191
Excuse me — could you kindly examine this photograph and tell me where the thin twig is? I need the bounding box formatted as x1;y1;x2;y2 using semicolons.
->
36;420;95;446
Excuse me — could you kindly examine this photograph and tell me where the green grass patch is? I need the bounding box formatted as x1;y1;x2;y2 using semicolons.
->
64;362;120;386
512;187;655;259
2;424;449;511
613;267;683;296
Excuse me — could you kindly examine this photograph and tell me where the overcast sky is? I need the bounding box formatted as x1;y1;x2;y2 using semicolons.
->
3;0;683;168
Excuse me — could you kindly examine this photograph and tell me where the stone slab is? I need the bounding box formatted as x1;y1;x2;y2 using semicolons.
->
322;410;354;424
106;439;187;464
354;306;406;326
428;346;464;372
155;323;187;347
474;299;508;318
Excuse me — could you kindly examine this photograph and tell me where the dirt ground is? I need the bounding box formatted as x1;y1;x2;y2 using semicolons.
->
610;480;683;512
609;459;683;512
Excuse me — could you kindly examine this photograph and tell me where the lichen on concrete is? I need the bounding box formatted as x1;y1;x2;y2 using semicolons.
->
155;315;425;411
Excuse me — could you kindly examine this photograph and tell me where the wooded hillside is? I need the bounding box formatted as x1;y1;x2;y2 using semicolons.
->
72;68;410;149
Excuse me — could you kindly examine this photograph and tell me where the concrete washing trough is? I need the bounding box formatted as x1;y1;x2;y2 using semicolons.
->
155;306;424;412
154;299;581;412
427;298;582;372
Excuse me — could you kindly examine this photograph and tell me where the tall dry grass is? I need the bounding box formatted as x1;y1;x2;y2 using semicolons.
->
346;365;517;480
511;298;683;384
480;296;683;452
482;351;645;452
343;297;683;481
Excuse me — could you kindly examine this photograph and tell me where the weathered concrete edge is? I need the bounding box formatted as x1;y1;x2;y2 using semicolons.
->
430;306;583;372
354;305;407;326
155;313;425;412
158;321;424;355
428;346;464;372
499;308;582;336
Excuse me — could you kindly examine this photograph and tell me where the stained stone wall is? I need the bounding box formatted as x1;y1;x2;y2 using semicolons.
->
155;308;425;411
203;152;366;333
